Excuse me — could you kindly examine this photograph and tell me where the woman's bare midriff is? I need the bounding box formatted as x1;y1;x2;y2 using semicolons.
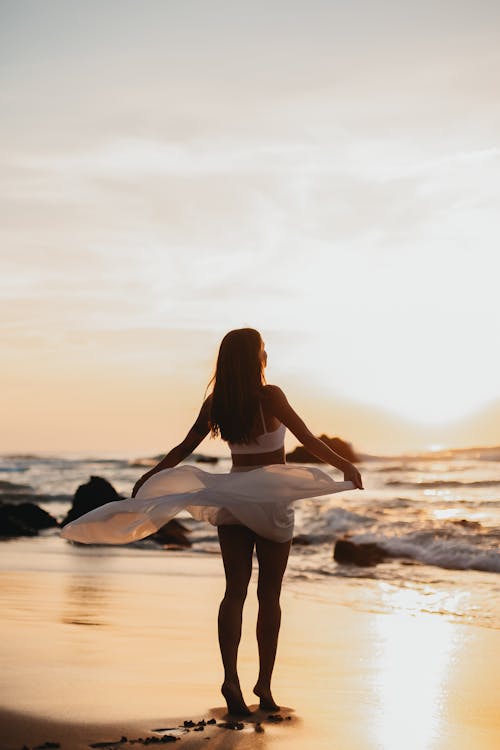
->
231;447;286;468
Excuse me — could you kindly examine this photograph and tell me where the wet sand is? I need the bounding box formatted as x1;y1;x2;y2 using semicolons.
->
1;538;499;749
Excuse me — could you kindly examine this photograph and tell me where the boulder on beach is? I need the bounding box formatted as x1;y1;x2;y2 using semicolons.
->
0;502;59;538
333;538;387;567
10;502;59;530
0;505;37;537
286;436;359;464
62;476;122;526
150;518;191;547
62;475;191;547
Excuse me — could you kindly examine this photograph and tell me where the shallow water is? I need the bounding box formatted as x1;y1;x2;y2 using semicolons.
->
1;448;499;628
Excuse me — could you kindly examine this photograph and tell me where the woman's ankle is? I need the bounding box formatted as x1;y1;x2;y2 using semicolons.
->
221;681;251;716
253;682;280;711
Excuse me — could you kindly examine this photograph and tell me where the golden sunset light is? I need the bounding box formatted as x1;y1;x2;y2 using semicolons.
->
2;2;500;455
1;6;500;750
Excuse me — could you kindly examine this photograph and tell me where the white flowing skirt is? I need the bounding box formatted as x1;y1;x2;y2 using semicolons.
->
60;464;355;544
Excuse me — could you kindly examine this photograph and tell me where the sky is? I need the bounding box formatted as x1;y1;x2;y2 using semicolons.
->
1;0;500;455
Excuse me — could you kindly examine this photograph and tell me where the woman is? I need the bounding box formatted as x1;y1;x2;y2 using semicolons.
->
62;328;362;716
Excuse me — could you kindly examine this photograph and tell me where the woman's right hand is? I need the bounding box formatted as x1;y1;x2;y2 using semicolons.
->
343;463;364;489
131;473;152;498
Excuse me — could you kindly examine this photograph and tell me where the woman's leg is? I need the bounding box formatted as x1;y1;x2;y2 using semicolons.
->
217;524;255;715
253;535;292;711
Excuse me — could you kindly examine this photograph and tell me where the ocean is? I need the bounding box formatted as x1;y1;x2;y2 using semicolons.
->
1;447;499;630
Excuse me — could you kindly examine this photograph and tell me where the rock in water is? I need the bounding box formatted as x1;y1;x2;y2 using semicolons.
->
150;518;191;547
62;476;191;546
334;538;387;567
62;476;122;525
0;502;58;538
286;435;359;463
9;502;58;530
0;505;37;537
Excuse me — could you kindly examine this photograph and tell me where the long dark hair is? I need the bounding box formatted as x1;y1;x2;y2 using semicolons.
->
208;328;266;443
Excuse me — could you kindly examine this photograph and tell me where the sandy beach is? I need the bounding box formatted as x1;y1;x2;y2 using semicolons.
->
1;536;499;750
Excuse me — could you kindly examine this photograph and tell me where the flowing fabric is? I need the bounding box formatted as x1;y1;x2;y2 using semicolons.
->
60;464;355;544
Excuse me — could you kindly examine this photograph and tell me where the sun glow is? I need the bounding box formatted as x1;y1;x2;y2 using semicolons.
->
260;243;500;428
273;321;499;427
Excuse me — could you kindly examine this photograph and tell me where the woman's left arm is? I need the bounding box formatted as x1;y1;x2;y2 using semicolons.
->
131;397;211;497
267;385;363;489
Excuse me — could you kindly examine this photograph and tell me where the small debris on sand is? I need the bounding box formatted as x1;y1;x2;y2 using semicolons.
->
217;721;244;730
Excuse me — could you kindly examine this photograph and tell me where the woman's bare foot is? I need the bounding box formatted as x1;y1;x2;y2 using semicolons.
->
221;681;252;716
253;683;280;712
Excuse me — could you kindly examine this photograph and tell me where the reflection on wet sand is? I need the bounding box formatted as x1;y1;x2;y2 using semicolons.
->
61;574;110;627
370;587;460;750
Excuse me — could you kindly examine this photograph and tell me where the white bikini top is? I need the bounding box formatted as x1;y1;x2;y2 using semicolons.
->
228;402;286;455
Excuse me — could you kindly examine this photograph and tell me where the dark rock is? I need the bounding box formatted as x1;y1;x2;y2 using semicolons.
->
8;502;58;530
0;502;58;538
62;476;122;526
286;436;359;464
292;534;312;545
62;477;191;547
0;505;36;537
334;538;387;567
150;519;191;547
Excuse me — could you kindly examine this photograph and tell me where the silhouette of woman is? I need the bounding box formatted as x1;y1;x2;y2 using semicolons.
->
130;328;363;715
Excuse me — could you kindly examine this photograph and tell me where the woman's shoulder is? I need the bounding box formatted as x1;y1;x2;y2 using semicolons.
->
198;392;213;415
196;392;212;407
261;384;286;403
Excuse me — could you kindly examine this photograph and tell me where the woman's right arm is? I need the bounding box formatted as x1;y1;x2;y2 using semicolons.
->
131;396;211;497
268;385;363;489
